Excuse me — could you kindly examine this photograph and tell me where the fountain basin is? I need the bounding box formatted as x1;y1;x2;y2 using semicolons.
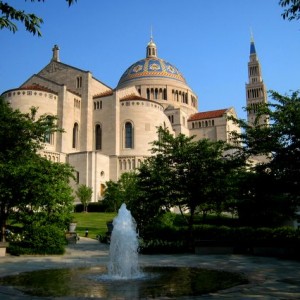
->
0;266;248;298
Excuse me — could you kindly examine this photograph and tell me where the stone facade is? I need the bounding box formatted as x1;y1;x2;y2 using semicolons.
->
2;38;260;203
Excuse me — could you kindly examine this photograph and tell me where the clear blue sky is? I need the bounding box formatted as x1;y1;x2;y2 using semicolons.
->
1;0;299;120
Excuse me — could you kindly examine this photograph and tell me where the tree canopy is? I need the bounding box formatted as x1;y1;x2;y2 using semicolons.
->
123;127;244;243
229;90;300;226
0;97;75;244
280;0;300;21
0;0;77;36
75;184;93;212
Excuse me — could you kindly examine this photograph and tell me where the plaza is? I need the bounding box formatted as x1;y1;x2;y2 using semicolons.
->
1;237;300;299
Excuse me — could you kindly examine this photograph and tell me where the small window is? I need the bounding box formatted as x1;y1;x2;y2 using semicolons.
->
76;76;82;88
76;171;79;184
72;122;79;148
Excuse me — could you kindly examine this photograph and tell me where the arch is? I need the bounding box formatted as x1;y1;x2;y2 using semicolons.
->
72;122;79;148
128;159;131;170
150;88;154;98
163;88;167;100
95;124;102;150
159;88;163;99
44;115;54;144
124;122;134;148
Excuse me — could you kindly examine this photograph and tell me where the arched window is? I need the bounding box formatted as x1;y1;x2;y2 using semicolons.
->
146;88;150;99
125;122;133;148
44;116;54;144
72;122;79;148
154;88;158;99
151;88;154;98
95;124;102;150
163;88;167;100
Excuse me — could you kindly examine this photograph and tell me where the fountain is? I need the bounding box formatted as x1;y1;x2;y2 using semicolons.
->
0;204;248;298
107;203;140;279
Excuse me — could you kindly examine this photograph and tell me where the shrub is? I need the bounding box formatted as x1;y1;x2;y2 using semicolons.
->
8;224;66;255
141;221;300;254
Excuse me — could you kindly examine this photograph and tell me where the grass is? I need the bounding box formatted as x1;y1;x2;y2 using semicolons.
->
72;212;116;240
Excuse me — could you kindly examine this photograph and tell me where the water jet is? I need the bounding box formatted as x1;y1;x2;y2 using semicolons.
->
107;203;140;279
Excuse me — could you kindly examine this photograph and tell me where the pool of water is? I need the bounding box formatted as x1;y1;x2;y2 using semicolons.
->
0;266;248;298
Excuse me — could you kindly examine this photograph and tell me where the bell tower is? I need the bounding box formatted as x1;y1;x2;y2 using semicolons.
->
246;34;268;126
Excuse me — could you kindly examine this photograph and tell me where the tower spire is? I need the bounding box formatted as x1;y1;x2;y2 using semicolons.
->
245;34;268;126
150;25;153;41
250;30;256;55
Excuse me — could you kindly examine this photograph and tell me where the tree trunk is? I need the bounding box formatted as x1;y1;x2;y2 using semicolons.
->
187;207;195;252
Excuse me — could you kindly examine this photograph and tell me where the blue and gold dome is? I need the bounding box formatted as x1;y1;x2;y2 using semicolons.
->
117;38;186;87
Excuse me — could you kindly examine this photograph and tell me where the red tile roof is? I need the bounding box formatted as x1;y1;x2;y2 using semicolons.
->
19;84;57;94
120;94;148;101
93;90;114;98
188;109;228;121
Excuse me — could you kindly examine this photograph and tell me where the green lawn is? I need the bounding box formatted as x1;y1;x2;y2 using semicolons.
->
72;212;116;239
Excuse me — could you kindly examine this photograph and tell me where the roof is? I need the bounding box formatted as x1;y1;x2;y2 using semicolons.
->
250;41;256;55
119;94;148;101
7;84;57;95
93;90;114;99
117;57;186;87
188;109;228;121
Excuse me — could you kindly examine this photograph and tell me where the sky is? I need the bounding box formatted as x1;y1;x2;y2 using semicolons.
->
1;0;299;120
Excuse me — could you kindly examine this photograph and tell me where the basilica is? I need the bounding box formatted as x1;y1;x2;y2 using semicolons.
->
1;37;267;202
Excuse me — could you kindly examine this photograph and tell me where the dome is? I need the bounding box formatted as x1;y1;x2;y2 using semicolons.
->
117;57;186;87
117;37;186;87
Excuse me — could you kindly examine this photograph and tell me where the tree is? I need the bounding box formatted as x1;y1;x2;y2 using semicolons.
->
103;172;139;213
75;184;93;212
0;0;76;36
229;90;300;226
0;97;75;244
102;180;123;212
134;127;242;245
279;0;300;21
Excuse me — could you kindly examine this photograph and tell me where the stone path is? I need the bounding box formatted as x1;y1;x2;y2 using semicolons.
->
0;237;300;299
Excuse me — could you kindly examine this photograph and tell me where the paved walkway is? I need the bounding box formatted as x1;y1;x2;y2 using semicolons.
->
1;237;300;299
